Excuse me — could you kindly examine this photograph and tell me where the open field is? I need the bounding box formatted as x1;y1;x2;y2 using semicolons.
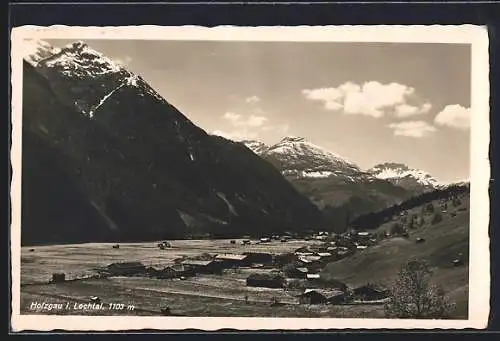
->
21;274;385;318
21;239;323;284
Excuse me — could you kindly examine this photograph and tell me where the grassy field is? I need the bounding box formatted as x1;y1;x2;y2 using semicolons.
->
21;275;385;318
21;239;322;284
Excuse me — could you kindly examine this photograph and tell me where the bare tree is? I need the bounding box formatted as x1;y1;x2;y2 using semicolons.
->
384;259;455;319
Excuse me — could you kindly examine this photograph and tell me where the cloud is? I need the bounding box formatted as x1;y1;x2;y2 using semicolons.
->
388;120;437;138
395;102;432;118
223;111;268;128
245;95;261;104
303;81;431;119
115;55;132;66
434;104;471;130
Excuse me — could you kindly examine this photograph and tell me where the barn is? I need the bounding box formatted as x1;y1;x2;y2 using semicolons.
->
298;289;346;305
243;252;274;265
104;262;146;276
246;273;285;288
215;254;249;268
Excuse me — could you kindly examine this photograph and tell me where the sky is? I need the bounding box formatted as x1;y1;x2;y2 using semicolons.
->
48;39;471;183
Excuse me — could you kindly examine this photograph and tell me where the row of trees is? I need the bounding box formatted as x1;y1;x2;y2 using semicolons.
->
351;184;469;230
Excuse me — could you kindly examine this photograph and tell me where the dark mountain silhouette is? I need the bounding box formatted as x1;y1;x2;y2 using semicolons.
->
20;41;325;245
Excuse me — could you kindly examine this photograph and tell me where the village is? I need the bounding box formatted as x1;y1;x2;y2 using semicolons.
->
22;195;468;316
43;229;391;312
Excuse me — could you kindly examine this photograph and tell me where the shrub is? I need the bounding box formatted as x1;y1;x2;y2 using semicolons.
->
390;223;405;236
431;212;443;225
384;259;455;319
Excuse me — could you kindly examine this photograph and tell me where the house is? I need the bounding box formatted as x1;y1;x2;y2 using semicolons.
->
284;266;309;279
353;285;389;301
356;245;368;250
243;252;273;265
215;254;249;268
295;246;312;254
168;264;196;278
317;252;332;258
453;259;464;267
306;273;321;281
112;244;120;249
155;267;178;279
181;260;223;274
298;289;346;305
298;255;322;264
259;237;271;243
104;262;147;276
241;239;251;245
51;273;66;283
246;273;285;288
415;237;426;244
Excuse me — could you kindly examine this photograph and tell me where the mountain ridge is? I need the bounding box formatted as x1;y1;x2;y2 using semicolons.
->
21;40;326;244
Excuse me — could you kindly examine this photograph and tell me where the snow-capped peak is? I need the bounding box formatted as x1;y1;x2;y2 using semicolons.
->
368;162;443;189
21;39;61;67
240;140;268;155
267;136;357;169
263;136;364;181
41;40;123;78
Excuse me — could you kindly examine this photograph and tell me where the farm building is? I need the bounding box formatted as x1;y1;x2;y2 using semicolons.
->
353;285;389;301
215;254;249;268
155;267;178;279
51;273;66;283
181;260;224;274
168;264;196;278
284;265;309;279
298;289;346;305
243;252;273;265
306;273;321;281
104;262;146;276
273;253;298;267
259;238;271;243
246;273;285;289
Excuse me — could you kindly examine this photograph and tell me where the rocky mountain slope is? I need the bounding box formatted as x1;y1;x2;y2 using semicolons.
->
20;40;325;245
368;162;444;193
241;138;413;232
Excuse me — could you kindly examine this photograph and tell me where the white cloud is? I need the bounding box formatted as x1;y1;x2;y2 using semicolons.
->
115;55;132;66
388;121;438;138
303;81;431;119
245;95;261;104
434;104;471;130
223;111;268;128
395;102;432;118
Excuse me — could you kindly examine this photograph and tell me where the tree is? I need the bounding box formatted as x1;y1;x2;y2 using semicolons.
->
390;222;405;236
384;260;455;319
431;212;443;225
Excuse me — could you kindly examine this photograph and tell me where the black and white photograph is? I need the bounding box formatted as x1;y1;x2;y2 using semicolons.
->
10;25;490;331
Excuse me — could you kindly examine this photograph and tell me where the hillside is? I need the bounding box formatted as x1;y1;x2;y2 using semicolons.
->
20;40;325;245
321;189;470;318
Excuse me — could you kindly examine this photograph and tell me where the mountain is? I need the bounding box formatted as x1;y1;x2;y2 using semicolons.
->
241;137;413;232
368;162;443;193
20;40;326;245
